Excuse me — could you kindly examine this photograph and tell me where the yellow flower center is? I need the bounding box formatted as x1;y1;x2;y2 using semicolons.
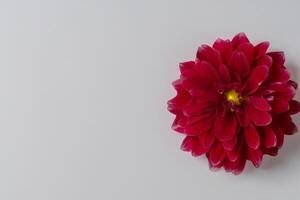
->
225;90;241;105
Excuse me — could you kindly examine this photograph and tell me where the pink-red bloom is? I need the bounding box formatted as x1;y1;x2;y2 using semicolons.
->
168;33;300;174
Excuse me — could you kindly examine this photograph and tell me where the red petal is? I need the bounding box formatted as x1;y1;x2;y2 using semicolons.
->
223;137;237;151
213;39;233;65
187;112;214;126
270;83;296;101
254;41;269;59
285;122;298;135
183;100;214;117
189;89;219;102
184;118;214;136
288;80;298;89
270;99;289;113
236;42;254;64
288;100;300;115
179;61;195;74
276;114;298;135
263;126;277;148
248;148;262;168
172;79;183;90
198;131;215;149
224;159;246;175
236;109;251;127
180;61;220;90
231;32;249;48
209;143;226;166
171;115;187;133
249;96;271;111
256;55;273;67
243;65;269;94
167;91;190;114
215;113;238;142
268;67;290;83
194;61;221;86
196;45;222;67
263;147;278;156
217;64;231;83
228;51;250;77
184;106;215;136
247;104;272;126
213;38;226;49
181;136;197;151
226;148;240;162
211;113;224;133
231;71;242;82
267;52;285;68
244;123;260;149
249;65;269;85
272;123;284;148
180;64;203;90
191;143;208;156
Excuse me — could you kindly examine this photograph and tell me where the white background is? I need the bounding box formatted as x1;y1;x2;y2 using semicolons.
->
0;0;299;199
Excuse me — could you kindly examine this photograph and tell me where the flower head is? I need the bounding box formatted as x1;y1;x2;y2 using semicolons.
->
168;33;300;174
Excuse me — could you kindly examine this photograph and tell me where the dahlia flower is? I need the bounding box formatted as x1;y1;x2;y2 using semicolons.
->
167;32;300;174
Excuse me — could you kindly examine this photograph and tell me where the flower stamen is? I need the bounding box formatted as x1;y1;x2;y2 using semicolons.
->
225;90;241;106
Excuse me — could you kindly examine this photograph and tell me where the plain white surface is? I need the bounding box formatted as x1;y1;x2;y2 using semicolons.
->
0;0;299;199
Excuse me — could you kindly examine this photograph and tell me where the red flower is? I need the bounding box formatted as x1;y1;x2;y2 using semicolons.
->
167;33;300;174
